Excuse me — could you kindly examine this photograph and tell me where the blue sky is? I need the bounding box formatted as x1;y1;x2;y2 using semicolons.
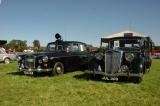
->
0;0;160;47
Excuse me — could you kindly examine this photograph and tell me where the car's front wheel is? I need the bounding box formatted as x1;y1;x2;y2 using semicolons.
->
130;76;143;83
52;62;64;76
4;58;10;64
118;76;128;82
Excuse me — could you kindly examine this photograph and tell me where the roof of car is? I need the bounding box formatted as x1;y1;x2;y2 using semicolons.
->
48;41;86;45
101;30;147;39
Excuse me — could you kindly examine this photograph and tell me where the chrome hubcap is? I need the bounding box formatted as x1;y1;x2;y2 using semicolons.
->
56;66;62;73
5;59;10;64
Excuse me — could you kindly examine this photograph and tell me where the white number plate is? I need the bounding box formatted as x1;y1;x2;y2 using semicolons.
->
24;71;33;75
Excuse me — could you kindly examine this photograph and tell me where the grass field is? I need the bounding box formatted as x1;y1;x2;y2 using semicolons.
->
0;60;160;106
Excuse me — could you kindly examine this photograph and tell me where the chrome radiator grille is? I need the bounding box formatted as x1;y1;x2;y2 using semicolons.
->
25;56;35;69
105;50;122;74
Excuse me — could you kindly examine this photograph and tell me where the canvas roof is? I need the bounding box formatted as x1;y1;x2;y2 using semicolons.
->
102;30;147;39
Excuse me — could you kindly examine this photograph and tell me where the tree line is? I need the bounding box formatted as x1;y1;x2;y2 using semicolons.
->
4;39;43;52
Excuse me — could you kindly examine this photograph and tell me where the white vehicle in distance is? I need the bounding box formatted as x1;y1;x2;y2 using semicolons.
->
0;48;16;64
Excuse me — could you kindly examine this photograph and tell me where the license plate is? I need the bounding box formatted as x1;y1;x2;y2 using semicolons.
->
24;71;33;75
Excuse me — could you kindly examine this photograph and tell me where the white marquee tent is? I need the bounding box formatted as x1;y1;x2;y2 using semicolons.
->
102;30;147;39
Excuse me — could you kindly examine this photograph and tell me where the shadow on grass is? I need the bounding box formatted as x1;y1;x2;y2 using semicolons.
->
7;71;53;78
7;69;78;78
73;73;136;84
73;73;117;83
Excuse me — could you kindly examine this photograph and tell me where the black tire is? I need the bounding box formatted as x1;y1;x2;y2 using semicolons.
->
118;76;128;82
84;73;94;79
4;58;10;64
94;74;103;80
88;58;98;71
52;62;64;76
131;77;143;83
143;64;146;74
33;71;38;77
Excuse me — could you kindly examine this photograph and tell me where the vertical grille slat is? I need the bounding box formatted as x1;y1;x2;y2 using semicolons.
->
105;50;122;74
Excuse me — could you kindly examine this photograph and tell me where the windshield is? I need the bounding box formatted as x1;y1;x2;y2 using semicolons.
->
101;39;141;49
46;42;65;52
119;40;140;48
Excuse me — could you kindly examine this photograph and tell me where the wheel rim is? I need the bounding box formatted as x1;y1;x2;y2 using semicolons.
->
5;59;10;64
56;66;62;74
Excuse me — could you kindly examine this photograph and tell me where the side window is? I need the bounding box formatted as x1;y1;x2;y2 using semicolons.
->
56;45;63;51
72;43;79;51
48;44;55;51
79;44;86;51
114;40;120;48
66;44;72;52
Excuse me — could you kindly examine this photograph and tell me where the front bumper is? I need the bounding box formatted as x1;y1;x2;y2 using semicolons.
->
18;67;52;73
85;70;143;77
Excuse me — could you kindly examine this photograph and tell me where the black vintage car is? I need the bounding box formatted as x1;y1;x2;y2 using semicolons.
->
86;31;153;83
18;34;90;76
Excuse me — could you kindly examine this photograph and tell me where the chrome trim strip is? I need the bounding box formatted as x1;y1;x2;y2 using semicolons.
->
19;68;52;72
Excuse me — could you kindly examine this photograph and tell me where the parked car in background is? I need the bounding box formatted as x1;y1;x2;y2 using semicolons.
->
152;49;160;59
86;31;153;83
17;33;91;76
0;48;16;64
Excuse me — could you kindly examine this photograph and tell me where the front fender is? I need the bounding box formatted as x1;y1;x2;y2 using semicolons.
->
3;56;10;60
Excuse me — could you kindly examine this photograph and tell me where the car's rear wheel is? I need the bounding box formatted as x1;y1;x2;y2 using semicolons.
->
4;58;10;64
52;62;64;76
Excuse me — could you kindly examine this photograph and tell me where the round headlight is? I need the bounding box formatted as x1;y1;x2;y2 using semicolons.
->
120;65;128;72
125;53;135;62
42;56;48;62
17;56;22;61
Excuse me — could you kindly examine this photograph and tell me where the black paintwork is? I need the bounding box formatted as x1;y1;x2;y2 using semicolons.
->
88;36;153;81
18;40;90;73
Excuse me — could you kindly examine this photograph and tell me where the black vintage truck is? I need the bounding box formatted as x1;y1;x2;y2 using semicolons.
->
17;34;91;76
86;31;153;83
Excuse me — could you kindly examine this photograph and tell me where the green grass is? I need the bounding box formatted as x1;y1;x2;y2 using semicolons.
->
0;60;160;106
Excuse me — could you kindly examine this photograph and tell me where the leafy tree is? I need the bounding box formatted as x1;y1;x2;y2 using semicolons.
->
33;40;42;52
5;40;27;52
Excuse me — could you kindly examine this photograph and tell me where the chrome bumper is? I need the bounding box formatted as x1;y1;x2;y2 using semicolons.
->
18;67;52;72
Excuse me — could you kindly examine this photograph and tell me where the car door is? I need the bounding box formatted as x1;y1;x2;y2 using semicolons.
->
0;50;4;61
54;44;74;70
70;43;88;67
68;43;80;68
